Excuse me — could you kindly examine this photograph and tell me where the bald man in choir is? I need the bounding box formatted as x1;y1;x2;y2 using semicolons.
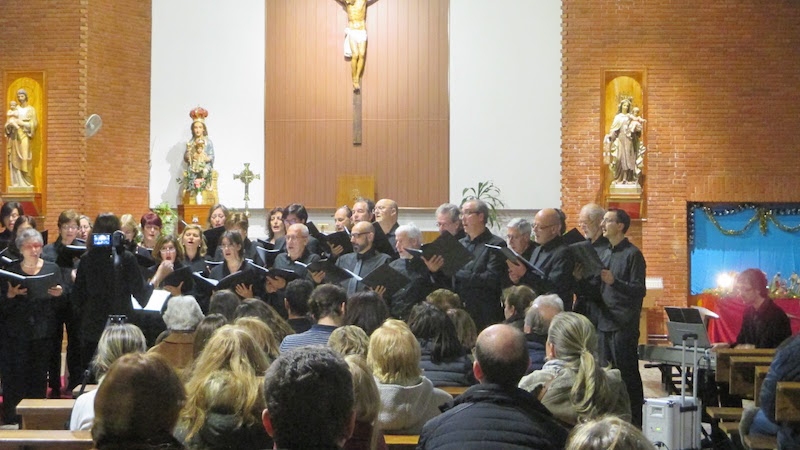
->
508;208;576;311
335;221;392;295
385;223;449;320
375;198;399;257
454;198;507;331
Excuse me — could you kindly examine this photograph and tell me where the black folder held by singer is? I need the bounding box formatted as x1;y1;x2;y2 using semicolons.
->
192;269;264;292
0;268;56;298
403;232;472;277
484;244;546;279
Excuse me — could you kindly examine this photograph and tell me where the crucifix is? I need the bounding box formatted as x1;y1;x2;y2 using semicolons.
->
334;0;378;145
233;163;260;217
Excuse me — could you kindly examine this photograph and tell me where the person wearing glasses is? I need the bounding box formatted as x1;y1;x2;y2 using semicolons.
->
501;218;537;288
331;221;392;295
453;198;506;331
508;207;576;311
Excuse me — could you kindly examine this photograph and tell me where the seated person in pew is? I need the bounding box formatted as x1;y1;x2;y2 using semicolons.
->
418;324;568;450
741;334;800;449
519;312;631;427
343;355;387;450
70;323;147;431
566;416;655;450
523;293;564;373
407;302;475;387
343;290;389;337
713;269;791;350
262;346;356;450
91;353;185;450
329;325;370;359
279;284;346;353
284;279;314;334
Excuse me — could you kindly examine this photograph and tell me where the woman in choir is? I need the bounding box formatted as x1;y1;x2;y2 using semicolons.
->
69;323;148;430
210;231;259;299
139;212;162;252
147;234;186;292
213;213;262;265
180;224;208;274
266;206;286;245
0;228;64;424
368;319;451;435
3;215;37;261
0;201;23;244
207;203;229;230
91;353;186;450
407;302;474;387
119;213;140;252
176;325;272;450
518;312;631;426
41;209;83;394
77;215;92;242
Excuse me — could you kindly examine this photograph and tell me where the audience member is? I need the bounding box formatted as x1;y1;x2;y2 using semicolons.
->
149;294;204;378
262;346;356;449
192;313;228;358
426;288;462;311
368;319;452;434
418;324;569;450
502;285;536;330
751;334;800;449
408;302;474;387
70;324;147;431
329;325;370;358
343;355;388;450
523;293;564;372
519;312;631;426
344;290;390;336
566;416;655;450
446;308;477;353
91;353;185;450
233;298;295;343
280;284;347;352
208;289;240;322
235;316;280;361
284;279;314;334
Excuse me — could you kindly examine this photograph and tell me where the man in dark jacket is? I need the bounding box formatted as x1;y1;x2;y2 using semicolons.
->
418;324;568;450
758;334;800;449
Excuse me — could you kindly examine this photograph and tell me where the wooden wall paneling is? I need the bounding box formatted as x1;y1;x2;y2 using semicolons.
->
266;0;449;208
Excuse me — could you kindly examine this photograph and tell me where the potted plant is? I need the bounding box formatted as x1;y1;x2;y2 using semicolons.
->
461;180;505;229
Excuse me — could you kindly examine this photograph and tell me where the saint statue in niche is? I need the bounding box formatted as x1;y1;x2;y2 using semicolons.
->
5;89;37;188
180;107;218;205
604;99;646;186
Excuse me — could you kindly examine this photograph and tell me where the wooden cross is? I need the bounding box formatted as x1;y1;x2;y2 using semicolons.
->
233;163;260;216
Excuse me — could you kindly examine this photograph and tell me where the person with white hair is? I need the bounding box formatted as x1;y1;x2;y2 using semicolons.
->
149;294;204;378
384;223;447;320
523;294;564;373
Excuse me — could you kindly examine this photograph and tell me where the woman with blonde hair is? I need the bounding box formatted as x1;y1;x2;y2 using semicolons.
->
234;316;280;361
519;312;631;426
343;355;387;450
177;325;271;448
328;325;370;358
368;319;451;434
70;323;147;430
566;416;655;450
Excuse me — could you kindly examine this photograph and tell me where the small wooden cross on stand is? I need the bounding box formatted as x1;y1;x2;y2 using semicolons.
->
233;163;260;217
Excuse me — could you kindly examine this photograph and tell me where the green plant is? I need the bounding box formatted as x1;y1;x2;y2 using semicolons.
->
461;180;506;229
153;202;178;237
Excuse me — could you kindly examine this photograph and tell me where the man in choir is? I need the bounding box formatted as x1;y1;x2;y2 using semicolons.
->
263;346;355;449
351;198;375;223
267;223;322;317
454;198;506;331
276;203;323;255
435;203;465;240
508;208;576;311
597;208;646;427
334;205;354;232
572;203;610;326
502;218;537;288
335;221;392;295
384;223;446;320
375;198;399;249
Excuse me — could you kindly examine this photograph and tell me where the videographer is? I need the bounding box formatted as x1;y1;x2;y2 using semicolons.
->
73;213;154;376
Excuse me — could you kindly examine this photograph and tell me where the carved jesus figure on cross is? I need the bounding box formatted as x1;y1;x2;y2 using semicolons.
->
335;0;379;91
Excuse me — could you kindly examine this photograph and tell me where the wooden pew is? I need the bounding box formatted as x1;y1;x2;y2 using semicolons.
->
0;429;91;449
775;381;800;422
715;348;775;384
71;384;98;399
16;399;75;430
729;356;773;398
385;434;419;449
440;386;468;397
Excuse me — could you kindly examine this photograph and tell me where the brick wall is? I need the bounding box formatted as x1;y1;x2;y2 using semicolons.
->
562;1;800;335
0;0;151;231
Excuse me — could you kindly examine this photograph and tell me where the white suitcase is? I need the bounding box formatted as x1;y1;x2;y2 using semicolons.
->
643;335;703;450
